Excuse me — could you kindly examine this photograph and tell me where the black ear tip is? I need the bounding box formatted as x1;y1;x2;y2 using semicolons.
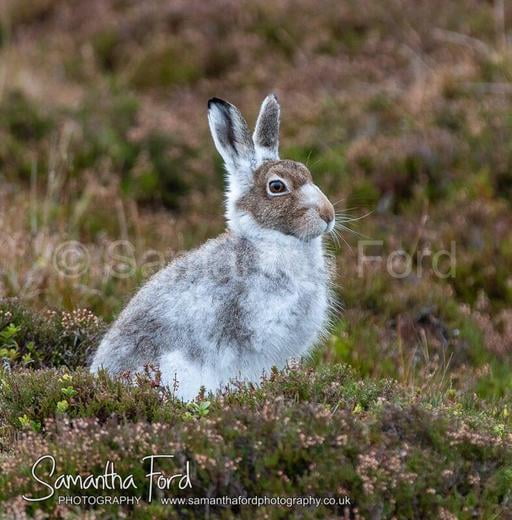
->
208;97;230;110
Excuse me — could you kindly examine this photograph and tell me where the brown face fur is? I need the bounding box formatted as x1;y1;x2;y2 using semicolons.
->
236;160;334;240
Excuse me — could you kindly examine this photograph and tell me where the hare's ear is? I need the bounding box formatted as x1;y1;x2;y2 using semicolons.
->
208;97;255;190
253;93;280;165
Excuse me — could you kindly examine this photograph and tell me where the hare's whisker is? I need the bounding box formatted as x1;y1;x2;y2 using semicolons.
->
337;209;374;223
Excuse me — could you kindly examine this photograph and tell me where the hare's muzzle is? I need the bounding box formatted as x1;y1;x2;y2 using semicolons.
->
319;200;335;232
298;183;335;235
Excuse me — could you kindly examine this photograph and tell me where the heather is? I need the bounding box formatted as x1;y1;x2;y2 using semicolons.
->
1;0;512;517
1;364;511;518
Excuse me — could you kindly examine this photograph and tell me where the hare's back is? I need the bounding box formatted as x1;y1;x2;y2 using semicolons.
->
94;233;256;365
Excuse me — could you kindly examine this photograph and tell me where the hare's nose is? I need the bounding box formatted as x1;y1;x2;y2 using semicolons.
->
319;204;335;226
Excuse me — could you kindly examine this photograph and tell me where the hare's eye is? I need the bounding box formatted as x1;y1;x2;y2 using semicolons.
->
268;180;288;195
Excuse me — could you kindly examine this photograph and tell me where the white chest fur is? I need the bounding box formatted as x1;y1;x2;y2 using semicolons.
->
243;232;329;359
158;230;331;400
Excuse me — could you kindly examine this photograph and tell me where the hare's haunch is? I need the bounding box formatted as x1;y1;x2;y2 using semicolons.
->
90;94;336;400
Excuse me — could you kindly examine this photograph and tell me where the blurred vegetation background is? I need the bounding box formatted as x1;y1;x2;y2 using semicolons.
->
1;0;512;517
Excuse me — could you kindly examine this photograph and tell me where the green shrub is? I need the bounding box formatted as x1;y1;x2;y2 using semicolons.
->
0;299;104;370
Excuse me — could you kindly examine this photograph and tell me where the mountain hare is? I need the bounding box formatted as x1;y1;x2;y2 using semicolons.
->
90;94;336;400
